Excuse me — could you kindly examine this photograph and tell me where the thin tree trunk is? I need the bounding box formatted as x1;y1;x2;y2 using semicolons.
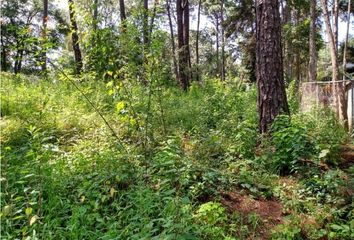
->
1;35;8;72
143;0;149;46
332;0;339;51
343;0;351;79
93;0;98;31
177;0;190;90
68;0;83;75
308;0;317;82
149;0;158;38
220;0;225;81
256;0;289;133
320;0;348;129
215;14;220;76
283;1;292;80
41;0;48;72
166;0;179;80
119;0;126;31
196;0;201;82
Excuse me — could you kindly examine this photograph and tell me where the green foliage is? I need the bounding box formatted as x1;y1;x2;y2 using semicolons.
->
1;72;352;239
269;115;316;174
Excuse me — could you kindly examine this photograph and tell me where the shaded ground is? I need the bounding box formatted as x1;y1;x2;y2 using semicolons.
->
220;191;283;239
340;144;354;169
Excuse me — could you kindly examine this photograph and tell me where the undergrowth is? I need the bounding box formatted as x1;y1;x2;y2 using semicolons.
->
1;73;353;239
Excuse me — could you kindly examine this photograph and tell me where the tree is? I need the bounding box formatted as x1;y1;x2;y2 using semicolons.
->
343;0;351;79
42;0;48;72
143;0;149;46
308;0;317;82
166;0;179;80
220;0;225;81
256;0;289;133
196;0;202;82
320;0;348;129
177;0;191;90
1;0;66;73
119;0;126;30
68;0;83;75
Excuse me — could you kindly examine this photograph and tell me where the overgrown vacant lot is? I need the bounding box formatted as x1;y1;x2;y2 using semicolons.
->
1;73;353;239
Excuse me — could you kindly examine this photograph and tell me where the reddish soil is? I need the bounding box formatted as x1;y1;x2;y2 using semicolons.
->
220;191;283;239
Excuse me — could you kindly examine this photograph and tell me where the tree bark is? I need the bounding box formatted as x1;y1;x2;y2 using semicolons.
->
215;13;220;76
68;0;83;75
196;0;201;82
320;0;348;129
177;0;190;90
93;0;98;31
343;0;351;79
119;0;126;31
119;0;126;21
256;0;289;134
332;0;339;51
41;0;48;72
1;34;8;72
149;0;159;38
143;0;149;46
308;0;317;82
220;0;225;81
167;0;179;80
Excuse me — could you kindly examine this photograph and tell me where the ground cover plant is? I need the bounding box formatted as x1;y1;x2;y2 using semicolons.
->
1;0;354;239
1;72;353;240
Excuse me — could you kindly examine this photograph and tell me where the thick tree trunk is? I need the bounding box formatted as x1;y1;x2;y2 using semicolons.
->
41;0;48;72
343;0;351;79
177;0;190;90
196;0;201;82
220;0;225;81
166;0;179;80
256;0;289;134
308;0;317;82
68;0;83;75
320;0;348;129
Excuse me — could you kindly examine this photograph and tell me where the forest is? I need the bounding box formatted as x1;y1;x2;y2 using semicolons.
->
1;0;354;239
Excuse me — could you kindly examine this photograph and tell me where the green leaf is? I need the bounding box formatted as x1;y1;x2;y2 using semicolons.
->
2;205;11;217
25;207;33;216
116;101;125;111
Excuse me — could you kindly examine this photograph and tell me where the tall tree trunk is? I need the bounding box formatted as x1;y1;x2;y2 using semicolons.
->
343;0;351;79
282;1;292;80
196;0;201;82
332;0;339;51
149;0;158;38
256;0;289;134
119;0;126;31
93;0;98;31
68;0;83;75
1;35;8;72
320;0;348;129
167;0;179;80
220;0;225;81
215;14;220;76
177;0;190;90
41;0;48;72
308;0;317;82
143;0;149;46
